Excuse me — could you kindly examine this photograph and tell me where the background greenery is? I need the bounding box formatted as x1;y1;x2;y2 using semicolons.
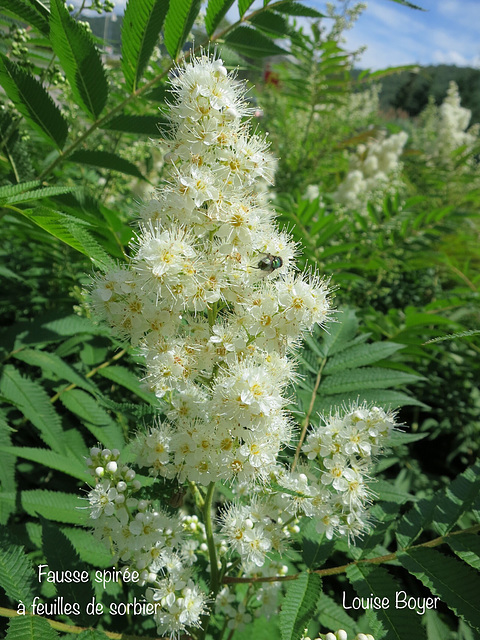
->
0;1;479;640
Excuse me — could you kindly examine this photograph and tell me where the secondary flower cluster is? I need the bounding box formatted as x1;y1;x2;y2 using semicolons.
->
417;81;479;168
86;54;397;638
303;631;375;640
333;131;408;209
85;447;209;637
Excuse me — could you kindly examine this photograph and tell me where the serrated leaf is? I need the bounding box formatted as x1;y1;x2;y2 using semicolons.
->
76;631;111;640
49;0;108;119
21;490;88;525
59;389;124;450
6;616;59;640
68;149;147;180
238;0;254;17
316;593;357;639
13;348;98;394
97;365;158;405
2;313;105;351
0;54;68;149
121;0;169;93
396;495;440;549
2;186;77;205
0;365;65;454
205;0;236;35
448;534;480;571
398;548;480;632
249;11;291;37
41;519;95;624
164;0;202;59
0;416;16;525
224;26;288;57
323;342;405;374
346;563;427;640
0;0;50;34
388;0;425;9
61;527;113;568
312;390;428;416
0;180;41;200
14;206;116;271
0;532;37;609
431;460;480;536
372;479;416;504
0;446;88;481
320;367;421;395
273;1;325;17
102;114;165;135
319;309;359;357
280;573;322;640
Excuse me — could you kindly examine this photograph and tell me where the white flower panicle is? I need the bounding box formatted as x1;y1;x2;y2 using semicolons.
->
417;81;479;168
333;131;408;209
85;54;397;638
91;53;332;494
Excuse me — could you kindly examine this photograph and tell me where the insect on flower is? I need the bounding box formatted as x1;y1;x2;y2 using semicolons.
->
256;253;283;274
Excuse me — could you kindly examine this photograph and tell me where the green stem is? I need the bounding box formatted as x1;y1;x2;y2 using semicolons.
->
204;481;220;595
198;481;219;640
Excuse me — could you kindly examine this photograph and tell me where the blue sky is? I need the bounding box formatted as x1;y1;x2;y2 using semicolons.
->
309;0;480;70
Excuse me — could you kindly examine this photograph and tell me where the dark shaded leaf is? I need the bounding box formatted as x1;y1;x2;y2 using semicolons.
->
0;54;68;149
49;0;108;119
164;0;202;59
121;0;169;92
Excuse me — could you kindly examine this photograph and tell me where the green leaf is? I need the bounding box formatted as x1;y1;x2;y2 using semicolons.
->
164;0;202;59
431;461;480;536
0;180;41;200
14;206;116;271
2;186;77;205
98;365;158;405
316;593;357;639
398;548;480;632
21;490;88;525
448;534;480;571
49;0;108;119
68;149;147;180
6;616;60;640
238;0;254;17
273;1;325;17
372;480;416;504
323;341;405;374
318;308;359;357
0;365;65;454
320;367;421;395
0;0;49;35
205;0;236;35
0;54;68;149
249;11;291;38
396;495;440;549
0;446;89;481
0;416;16;525
280;573;322;640
121;0;169;93
59;389;125;450
13;348;98;394
224;26;288;58
102;114;165;135
61;527;113;568
388;0;425;9
0;532;37;609
346;563;428;640
41;519;96;624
